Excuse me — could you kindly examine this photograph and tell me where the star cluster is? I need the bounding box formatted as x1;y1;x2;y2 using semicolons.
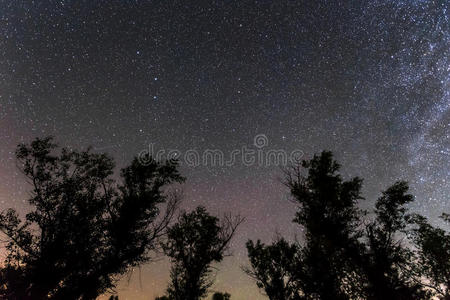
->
0;1;448;299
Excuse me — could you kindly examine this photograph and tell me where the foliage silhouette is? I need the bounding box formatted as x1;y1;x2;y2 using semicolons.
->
410;213;450;298
362;181;427;299
245;237;302;300
245;151;449;300
285;151;366;299
1;139;449;300
211;292;231;300
162;206;243;300
0;137;184;299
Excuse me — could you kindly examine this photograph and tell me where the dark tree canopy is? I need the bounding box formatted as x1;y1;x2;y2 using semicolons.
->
211;292;231;300
1;139;450;300
245;238;302;300
162;206;243;300
245;151;450;300
285;151;366;299
410;213;450;298
0;137;184;299
363;181;427;299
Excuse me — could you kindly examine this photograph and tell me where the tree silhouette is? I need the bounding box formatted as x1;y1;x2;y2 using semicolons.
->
162;206;243;300
410;213;450;298
283;151;366;299
362;181;427;299
245;238;303;300
211;291;231;300
244;151;450;299
0;137;184;299
2;139;450;299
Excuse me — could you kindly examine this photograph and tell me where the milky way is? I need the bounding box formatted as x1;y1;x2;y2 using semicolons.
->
0;1;448;299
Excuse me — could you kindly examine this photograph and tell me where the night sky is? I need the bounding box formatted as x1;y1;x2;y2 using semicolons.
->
0;1;449;299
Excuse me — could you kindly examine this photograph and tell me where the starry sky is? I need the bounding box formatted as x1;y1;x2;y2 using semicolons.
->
0;0;449;299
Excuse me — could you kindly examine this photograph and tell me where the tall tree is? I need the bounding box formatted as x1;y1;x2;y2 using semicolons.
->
244;151;450;299
245;238;303;300
410;213;450;299
362;181;427;299
162;206;243;300
0;137;184;299
284;151;366;299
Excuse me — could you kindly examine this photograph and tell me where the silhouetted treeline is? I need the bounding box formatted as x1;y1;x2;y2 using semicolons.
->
0;137;185;299
245;151;450;300
0;138;449;300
